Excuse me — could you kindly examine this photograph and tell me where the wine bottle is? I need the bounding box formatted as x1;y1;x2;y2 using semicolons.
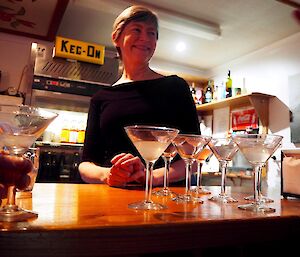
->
204;80;213;103
190;82;198;104
190;82;196;95
226;70;232;98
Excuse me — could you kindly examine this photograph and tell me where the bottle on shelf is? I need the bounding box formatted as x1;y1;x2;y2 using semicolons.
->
69;120;79;144
195;87;203;105
241;77;247;95
213;83;219;101
60;121;70;143
190;82;198;104
77;119;86;144
204;80;213;103
226;70;232;98
217;81;226;100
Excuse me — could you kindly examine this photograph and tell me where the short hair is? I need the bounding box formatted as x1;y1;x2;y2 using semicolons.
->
112;5;159;58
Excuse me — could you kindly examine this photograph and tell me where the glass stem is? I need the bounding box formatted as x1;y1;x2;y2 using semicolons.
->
185;160;194;196
196;161;203;188
257;169;262;200
145;161;154;203
253;165;262;204
163;157;171;190
220;160;228;196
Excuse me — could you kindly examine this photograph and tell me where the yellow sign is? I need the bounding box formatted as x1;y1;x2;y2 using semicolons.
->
54;36;105;65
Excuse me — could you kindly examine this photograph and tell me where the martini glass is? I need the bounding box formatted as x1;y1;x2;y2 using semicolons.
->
233;134;283;213
208;137;239;203
172;134;211;203
192;146;213;195
0;104;57;222
153;142;178;197
124;125;179;210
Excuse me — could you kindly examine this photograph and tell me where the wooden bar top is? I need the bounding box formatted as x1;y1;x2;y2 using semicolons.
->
1;183;300;257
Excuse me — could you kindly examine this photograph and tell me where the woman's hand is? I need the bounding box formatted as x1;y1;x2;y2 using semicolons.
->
107;153;145;187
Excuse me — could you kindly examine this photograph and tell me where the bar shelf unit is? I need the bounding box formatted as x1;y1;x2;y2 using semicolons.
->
197;92;275;183
196;92;274;133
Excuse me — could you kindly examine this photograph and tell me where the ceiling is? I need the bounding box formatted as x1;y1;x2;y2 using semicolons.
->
6;0;300;81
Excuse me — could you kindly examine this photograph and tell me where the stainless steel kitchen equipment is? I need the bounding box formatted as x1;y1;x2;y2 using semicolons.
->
26;42;120;183
26;42;120;112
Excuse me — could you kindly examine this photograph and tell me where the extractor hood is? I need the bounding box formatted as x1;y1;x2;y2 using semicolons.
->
33;43;120;86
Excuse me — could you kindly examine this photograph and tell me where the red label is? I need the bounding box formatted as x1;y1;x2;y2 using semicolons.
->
231;108;258;131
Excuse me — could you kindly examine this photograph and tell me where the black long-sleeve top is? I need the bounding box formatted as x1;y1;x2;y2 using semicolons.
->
82;75;200;167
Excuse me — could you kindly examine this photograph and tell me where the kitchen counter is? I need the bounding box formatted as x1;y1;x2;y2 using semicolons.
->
1;183;300;257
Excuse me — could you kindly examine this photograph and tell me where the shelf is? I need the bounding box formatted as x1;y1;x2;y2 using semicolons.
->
196;92;274;131
35;141;84;148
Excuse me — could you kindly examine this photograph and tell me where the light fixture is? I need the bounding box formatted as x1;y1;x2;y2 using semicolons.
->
176;42;186;52
128;0;221;40
75;0;221;40
276;0;300;8
156;8;221;40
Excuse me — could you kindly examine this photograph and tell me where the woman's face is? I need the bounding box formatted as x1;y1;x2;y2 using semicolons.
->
114;20;158;66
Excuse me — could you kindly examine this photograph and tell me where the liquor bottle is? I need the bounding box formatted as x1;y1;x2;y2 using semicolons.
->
190;82;198;104
213;83;219;101
226;70;232;98
77;119;86;144
204;80;213;103
60;122;70;143
190;82;196;95
69;120;78;144
195;87;203;104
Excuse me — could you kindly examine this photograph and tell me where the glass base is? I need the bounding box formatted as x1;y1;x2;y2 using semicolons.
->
244;195;274;203
238;203;276;213
0;205;38;222
128;201;167;210
191;186;211;195
172;194;203;204
152;188;178;198
209;194;238;203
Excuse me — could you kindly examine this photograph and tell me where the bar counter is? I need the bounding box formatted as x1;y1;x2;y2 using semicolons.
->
1;183;300;257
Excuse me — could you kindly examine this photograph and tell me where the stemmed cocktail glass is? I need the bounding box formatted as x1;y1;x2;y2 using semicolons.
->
0;104;58;222
208;137;239;203
153;142;178;198
124;125;179;210
192;146;213;195
172;134;211;203
233;134;283;213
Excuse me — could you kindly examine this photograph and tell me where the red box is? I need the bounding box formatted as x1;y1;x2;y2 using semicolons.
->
231;108;258;131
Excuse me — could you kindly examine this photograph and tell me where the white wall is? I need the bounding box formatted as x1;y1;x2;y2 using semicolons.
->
0;33;31;92
208;32;300;150
0;32;51;94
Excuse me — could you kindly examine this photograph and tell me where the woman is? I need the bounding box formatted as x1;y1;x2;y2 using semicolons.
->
78;5;200;187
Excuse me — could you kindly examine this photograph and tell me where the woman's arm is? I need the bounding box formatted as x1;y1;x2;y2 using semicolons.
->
79;153;146;187
78;162;110;184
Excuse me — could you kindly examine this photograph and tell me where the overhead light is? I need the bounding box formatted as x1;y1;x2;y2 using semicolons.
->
176;42;186;52
157;8;221;40
125;0;221;40
75;0;221;40
276;0;300;8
